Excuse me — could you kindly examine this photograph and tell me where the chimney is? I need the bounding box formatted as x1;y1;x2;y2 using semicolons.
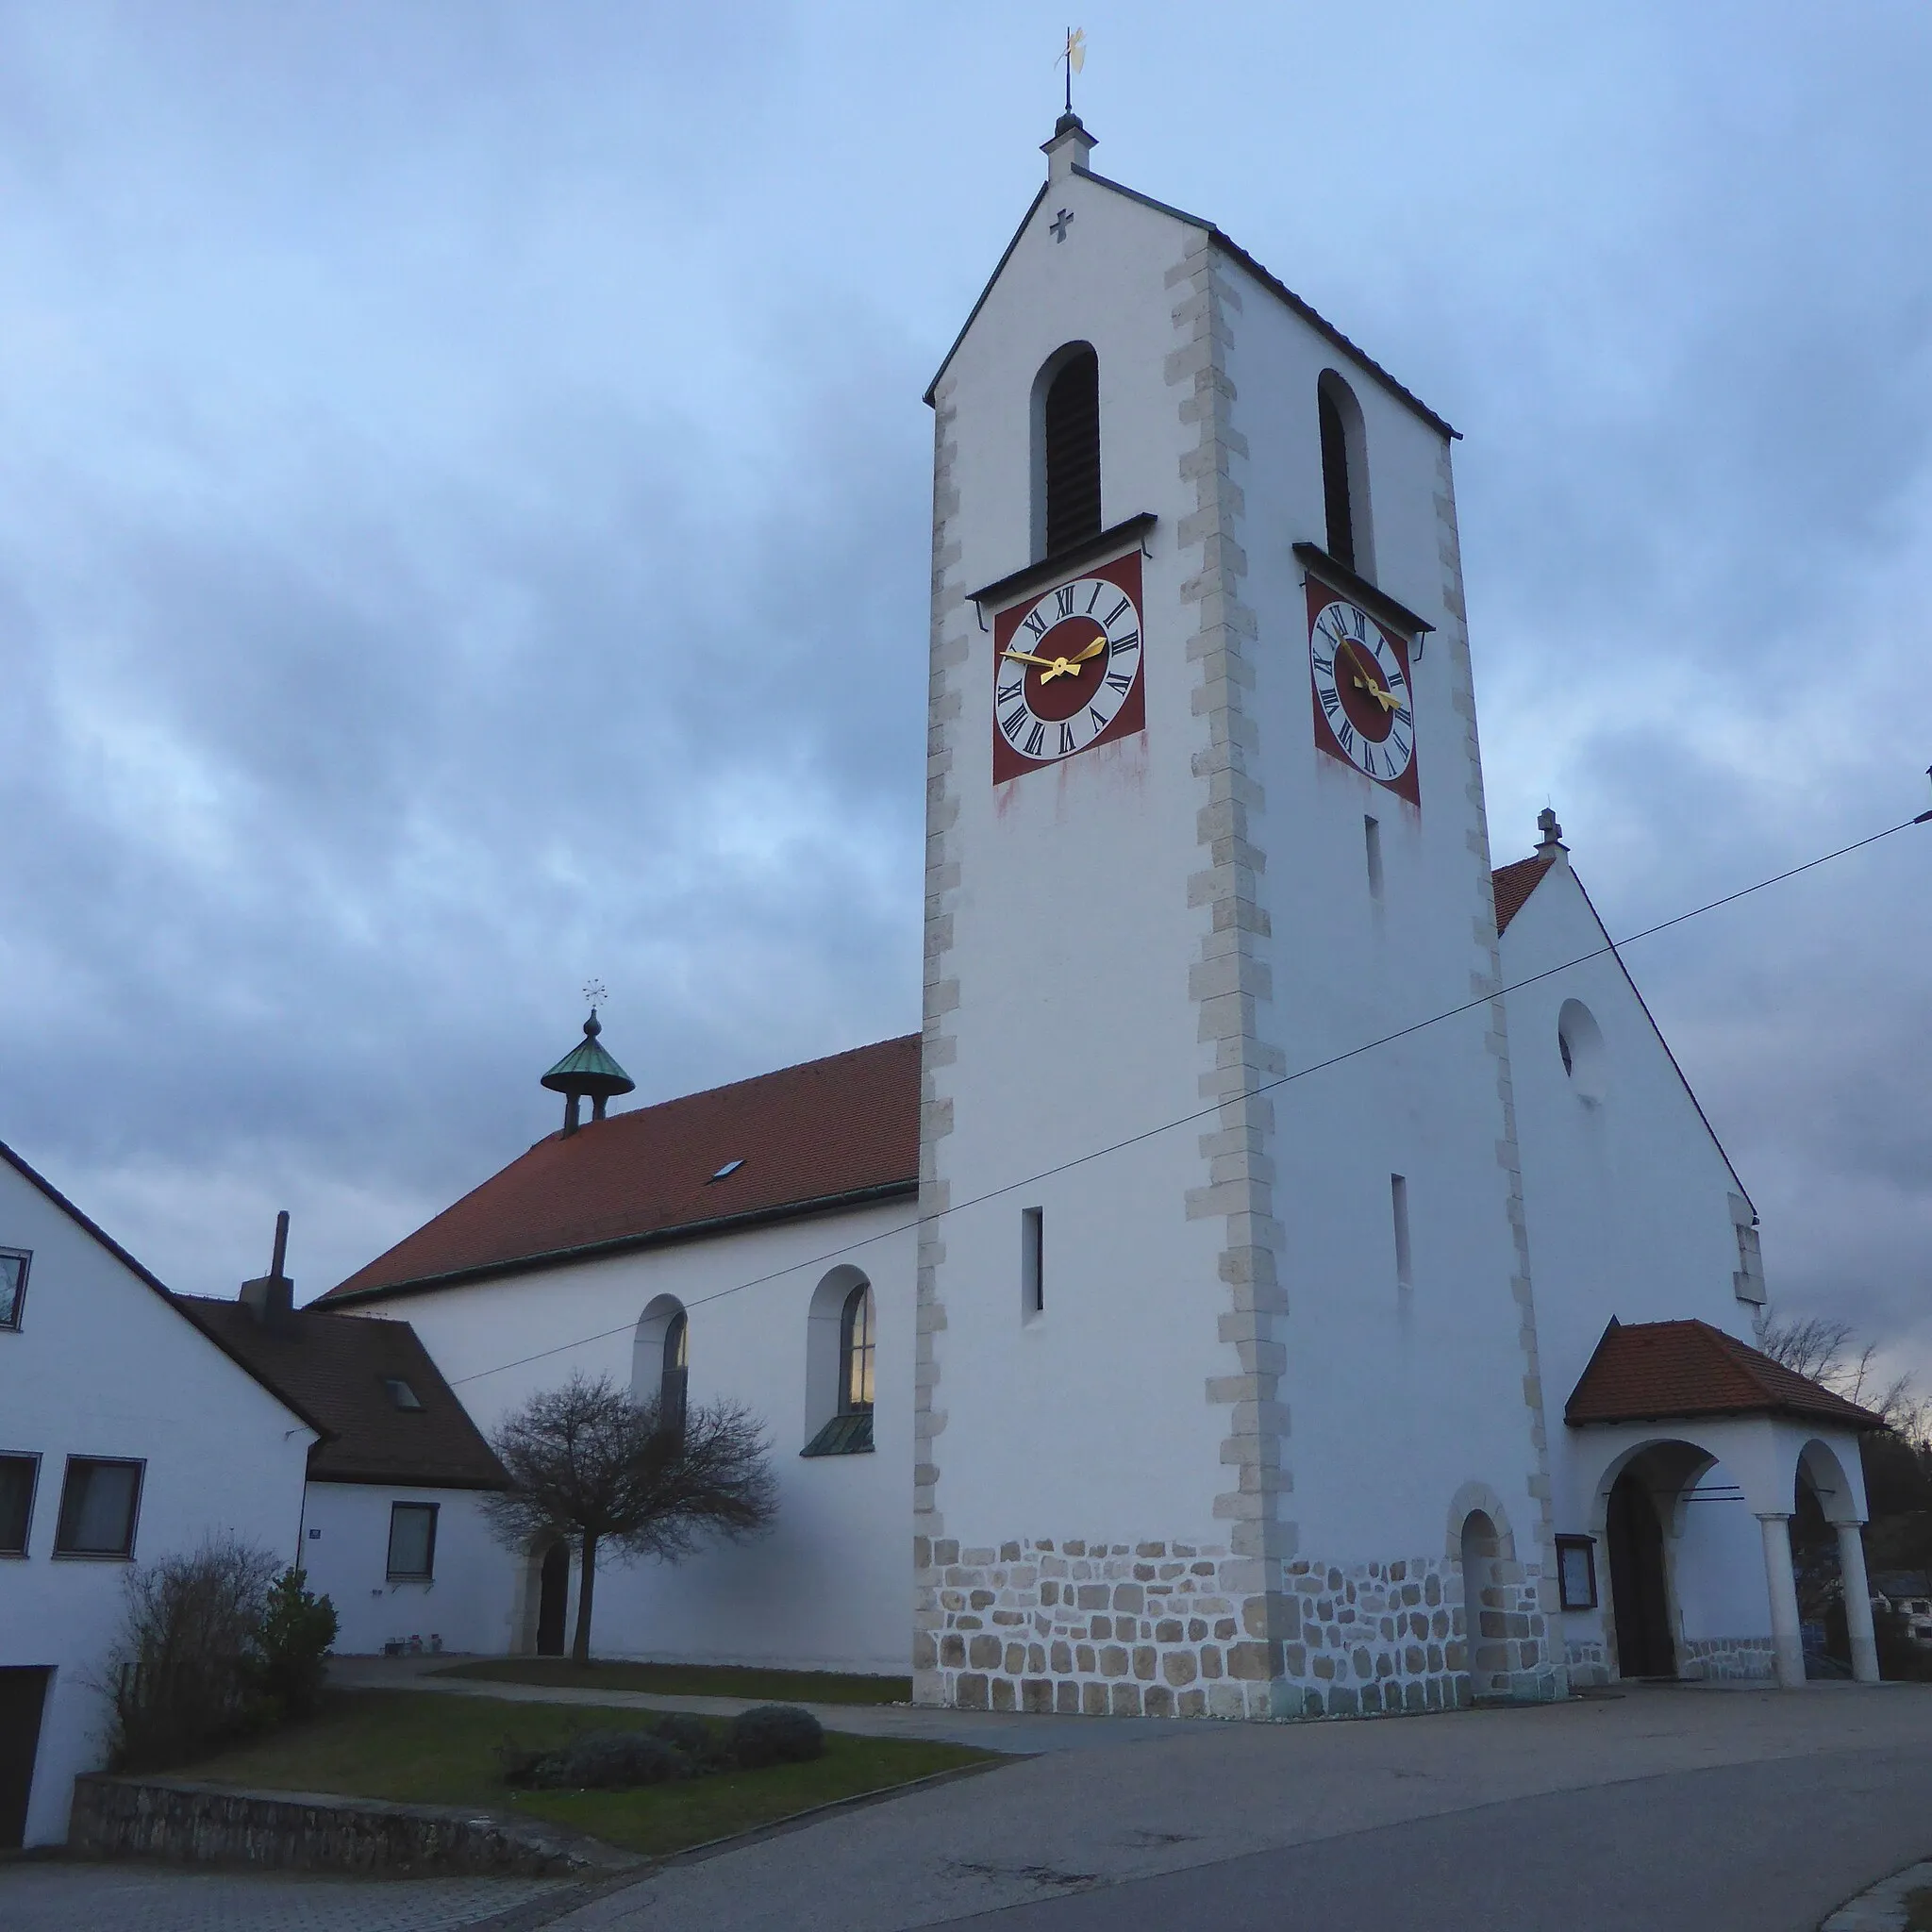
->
240;1208;296;1330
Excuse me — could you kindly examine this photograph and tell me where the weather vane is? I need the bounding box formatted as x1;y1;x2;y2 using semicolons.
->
583;978;608;1011
1061;26;1086;114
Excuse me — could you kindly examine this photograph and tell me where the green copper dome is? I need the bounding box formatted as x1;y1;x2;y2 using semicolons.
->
542;1009;635;1120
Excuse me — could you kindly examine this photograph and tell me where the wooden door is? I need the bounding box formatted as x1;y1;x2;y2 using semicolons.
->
1607;1472;1675;1678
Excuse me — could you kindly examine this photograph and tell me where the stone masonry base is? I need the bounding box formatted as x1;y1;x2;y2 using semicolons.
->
914;1534;1561;1719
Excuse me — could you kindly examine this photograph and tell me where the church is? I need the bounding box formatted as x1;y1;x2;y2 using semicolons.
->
316;115;1885;1717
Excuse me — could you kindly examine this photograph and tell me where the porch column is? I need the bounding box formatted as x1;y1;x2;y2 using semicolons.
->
1757;1512;1806;1689
1835;1521;1881;1684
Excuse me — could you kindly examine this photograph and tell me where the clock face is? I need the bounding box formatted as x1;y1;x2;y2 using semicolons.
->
991;552;1146;782
1307;591;1419;803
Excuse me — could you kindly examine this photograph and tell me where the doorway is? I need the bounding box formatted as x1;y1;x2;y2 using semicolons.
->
536;1541;570;1657
0;1666;51;1848
1607;1471;1675;1678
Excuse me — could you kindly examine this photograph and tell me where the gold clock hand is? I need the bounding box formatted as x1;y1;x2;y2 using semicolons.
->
1039;632;1109;682
1002;646;1058;670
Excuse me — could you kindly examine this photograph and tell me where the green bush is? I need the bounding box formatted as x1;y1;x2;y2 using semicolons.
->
525;1729;691;1789
727;1704;824;1769
252;1568;339;1722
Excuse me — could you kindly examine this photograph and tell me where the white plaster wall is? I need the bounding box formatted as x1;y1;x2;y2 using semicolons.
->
351;1201;915;1674
1222;249;1550;1569
925;174;1238;1545
0;1160;311;1846
1499;861;1764;1538
298;1484;512;1657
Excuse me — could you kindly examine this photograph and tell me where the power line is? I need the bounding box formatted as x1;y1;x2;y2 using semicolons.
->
450;812;1925;1389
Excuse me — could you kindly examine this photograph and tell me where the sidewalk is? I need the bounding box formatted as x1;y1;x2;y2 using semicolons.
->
327;1654;1180;1754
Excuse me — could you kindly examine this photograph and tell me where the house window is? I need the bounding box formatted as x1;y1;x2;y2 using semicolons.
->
660;1310;689;1437
54;1457;143;1558
841;1283;875;1415
1557;998;1607;1102
0;1249;28;1330
384;1378;425;1411
1556;1534;1599;1610
1037;343;1101;558
0;1454;40;1556
1317;370;1374;578
387;1502;439;1582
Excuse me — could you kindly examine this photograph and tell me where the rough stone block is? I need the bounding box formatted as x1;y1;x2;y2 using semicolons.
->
1081;1682;1109;1717
1112;1584;1145;1613
1143;1686;1174;1719
1163;1650;1198;1687
940;1635;965;1669
968;1636;1000;1671
1056;1682;1080;1714
991;1677;1016;1712
1201;1645;1223;1679
1075;1644;1096;1674
1022;1678;1053;1714
1099;1645;1129;1678
913;1633;937;1672
1004;1643;1025;1675
1227;1641;1275;1681
1110;1683;1143;1717
1156;1620;1183;1644
1133;1647;1158;1682
956;1674;988;1710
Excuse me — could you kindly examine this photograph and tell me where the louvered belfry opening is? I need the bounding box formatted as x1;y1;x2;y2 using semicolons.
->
1319;382;1356;571
1042;348;1101;556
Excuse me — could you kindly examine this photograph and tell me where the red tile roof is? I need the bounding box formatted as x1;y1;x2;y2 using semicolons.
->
325;1035;922;1304
1491;854;1556;935
1565;1319;1885;1431
175;1298;508;1489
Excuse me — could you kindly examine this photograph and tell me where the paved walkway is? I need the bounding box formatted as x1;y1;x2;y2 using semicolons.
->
0;1861;577;1932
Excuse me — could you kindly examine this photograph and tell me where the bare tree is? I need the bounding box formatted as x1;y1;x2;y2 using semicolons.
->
482;1373;777;1666
1761;1309;1928;1444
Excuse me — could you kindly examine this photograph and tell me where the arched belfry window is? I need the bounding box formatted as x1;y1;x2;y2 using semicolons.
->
1034;343;1101;559
1317;370;1374;579
659;1309;689;1437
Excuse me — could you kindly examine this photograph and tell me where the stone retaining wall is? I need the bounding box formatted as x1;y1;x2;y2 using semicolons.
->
68;1774;641;1877
1679;1635;1776;1682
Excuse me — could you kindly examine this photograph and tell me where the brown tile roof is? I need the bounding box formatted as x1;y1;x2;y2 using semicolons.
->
1491;854;1556;935
325;1034;922;1304
174;1297;508;1489
1565;1319;1885;1431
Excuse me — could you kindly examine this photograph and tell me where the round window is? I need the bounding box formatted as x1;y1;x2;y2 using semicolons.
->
1557;999;1606;1102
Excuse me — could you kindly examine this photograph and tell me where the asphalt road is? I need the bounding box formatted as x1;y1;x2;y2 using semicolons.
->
965;1747;1932;1930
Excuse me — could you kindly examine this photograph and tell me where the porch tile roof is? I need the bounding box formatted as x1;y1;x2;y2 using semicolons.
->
325;1033;921;1304
1565;1318;1885;1431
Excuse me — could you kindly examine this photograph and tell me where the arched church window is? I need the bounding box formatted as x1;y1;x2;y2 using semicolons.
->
841;1282;875;1415
1317;370;1374;578
1035;344;1101;558
660;1309;689;1437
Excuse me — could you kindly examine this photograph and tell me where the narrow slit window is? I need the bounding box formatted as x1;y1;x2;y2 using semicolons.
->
1319;385;1356;571
1364;815;1384;900
659;1310;689;1438
840;1283;875;1414
1041;348;1101;556
1391;1174;1412;1291
1022;1207;1044;1319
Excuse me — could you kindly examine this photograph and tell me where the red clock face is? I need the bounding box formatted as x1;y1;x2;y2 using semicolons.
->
1307;579;1419;806
991;551;1146;784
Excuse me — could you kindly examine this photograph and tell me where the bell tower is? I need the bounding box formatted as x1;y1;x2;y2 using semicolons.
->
913;119;1560;1719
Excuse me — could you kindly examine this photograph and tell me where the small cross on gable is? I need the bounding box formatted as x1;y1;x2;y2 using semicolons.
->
1049;208;1073;243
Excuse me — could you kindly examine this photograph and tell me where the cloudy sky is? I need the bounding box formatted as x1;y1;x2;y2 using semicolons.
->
2;2;1927;1382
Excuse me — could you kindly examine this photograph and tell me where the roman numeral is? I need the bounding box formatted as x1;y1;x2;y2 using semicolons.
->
1394;705;1412;727
1105;596;1133;626
1362;744;1381;778
1001;704;1029;741
998;680;1024;707
1023;610;1048;640
1086;582;1104;612
1336;721;1356;754
1319;687;1340;717
1106;670;1133;693
1058;723;1076;755
1109;630;1140;656
1312;653;1334;677
1024;721;1046;758
1055;585;1075;617
1089;706;1108;731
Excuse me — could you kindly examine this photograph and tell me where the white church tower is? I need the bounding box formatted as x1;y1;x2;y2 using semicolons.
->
914;113;1563;1717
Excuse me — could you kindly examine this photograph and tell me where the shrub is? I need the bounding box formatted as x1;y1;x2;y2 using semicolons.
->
527;1728;691;1789
105;1536;280;1771
251;1568;339;1722
727;1704;824;1769
650;1711;713;1757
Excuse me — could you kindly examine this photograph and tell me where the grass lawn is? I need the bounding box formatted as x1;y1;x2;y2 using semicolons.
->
181;1690;994;1858
433;1656;913;1706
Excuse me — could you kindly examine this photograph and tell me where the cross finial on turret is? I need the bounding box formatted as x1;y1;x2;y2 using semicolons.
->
1536;807;1570;863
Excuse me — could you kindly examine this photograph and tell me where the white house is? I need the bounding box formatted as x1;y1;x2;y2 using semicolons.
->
315;113;1885;1713
0;1142;313;1849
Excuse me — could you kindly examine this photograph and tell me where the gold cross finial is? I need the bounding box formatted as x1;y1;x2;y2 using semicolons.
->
1062;27;1086;113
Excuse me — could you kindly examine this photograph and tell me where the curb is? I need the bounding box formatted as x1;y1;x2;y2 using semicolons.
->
1823;1857;1932;1930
